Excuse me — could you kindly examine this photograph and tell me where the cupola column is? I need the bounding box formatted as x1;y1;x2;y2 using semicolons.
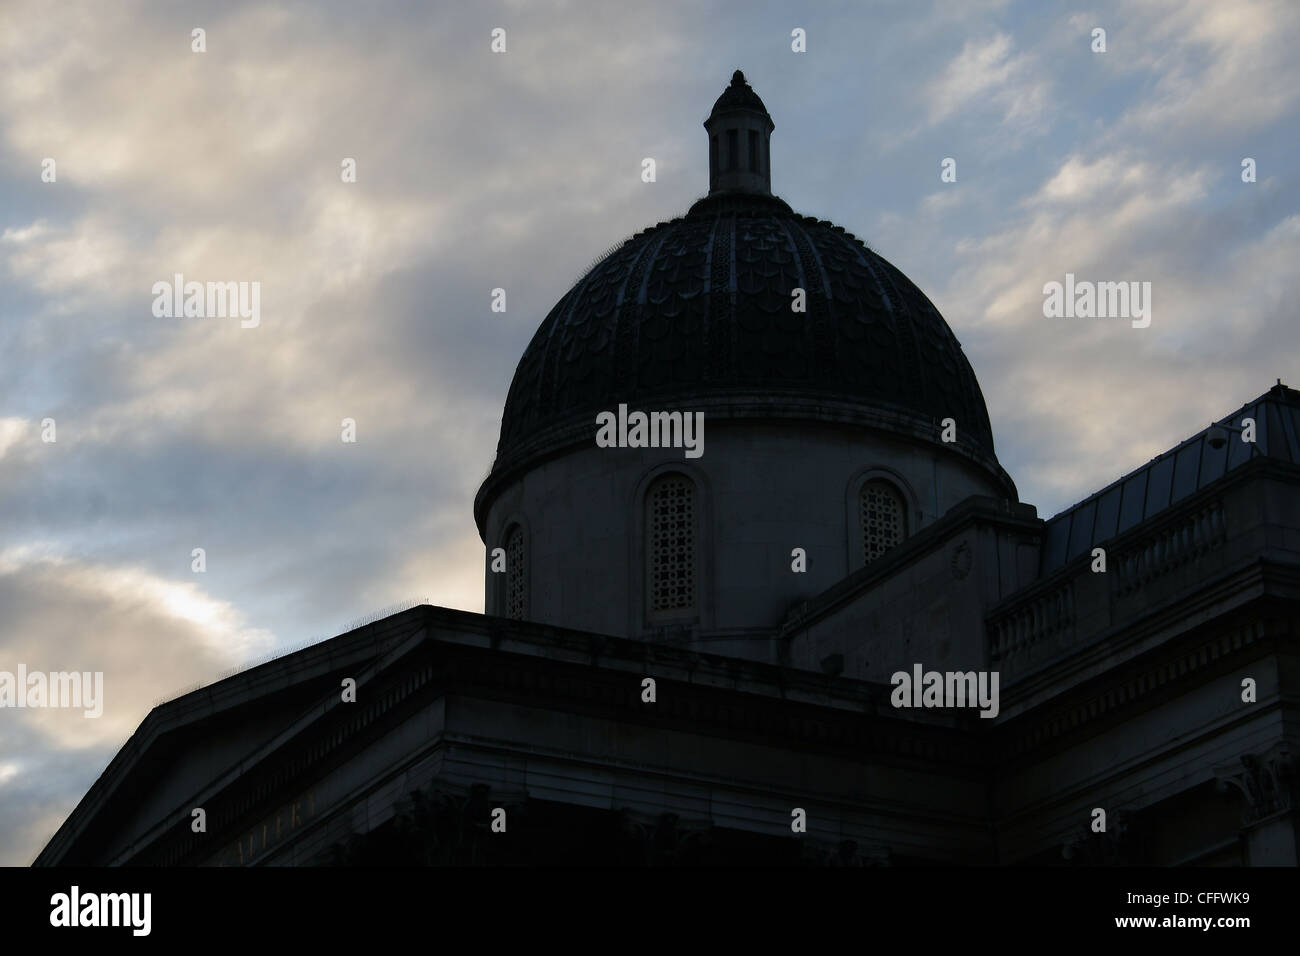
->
704;70;774;196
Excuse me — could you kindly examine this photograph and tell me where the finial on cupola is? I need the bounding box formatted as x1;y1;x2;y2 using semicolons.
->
703;70;774;197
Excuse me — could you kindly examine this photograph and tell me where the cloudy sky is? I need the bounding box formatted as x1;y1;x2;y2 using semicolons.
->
2;0;1297;865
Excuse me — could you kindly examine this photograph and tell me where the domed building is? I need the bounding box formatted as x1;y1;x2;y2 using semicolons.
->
38;73;1300;868
478;70;1016;662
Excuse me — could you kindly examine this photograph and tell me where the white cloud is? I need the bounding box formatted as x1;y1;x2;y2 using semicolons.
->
0;418;27;460
920;190;964;215
1112;0;1300;137
0;548;276;749
923;33;1049;132
938;150;1300;513
1033;156;1132;204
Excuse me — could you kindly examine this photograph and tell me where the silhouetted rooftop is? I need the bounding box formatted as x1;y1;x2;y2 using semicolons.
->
1040;382;1300;572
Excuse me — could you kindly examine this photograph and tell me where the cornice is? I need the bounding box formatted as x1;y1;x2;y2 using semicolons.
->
475;392;1018;535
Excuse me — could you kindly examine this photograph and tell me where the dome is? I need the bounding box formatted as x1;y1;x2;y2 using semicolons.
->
477;73;1014;530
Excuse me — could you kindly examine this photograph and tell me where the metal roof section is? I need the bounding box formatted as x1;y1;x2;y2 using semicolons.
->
1040;381;1300;574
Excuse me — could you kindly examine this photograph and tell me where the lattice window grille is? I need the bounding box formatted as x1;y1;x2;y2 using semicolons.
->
505;526;526;620
861;481;905;564
648;477;697;613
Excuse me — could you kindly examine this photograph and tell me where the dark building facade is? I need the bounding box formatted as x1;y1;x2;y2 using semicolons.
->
37;73;1300;867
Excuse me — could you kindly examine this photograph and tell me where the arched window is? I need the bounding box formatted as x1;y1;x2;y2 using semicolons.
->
504;524;526;620
860;480;906;565
646;474;697;618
